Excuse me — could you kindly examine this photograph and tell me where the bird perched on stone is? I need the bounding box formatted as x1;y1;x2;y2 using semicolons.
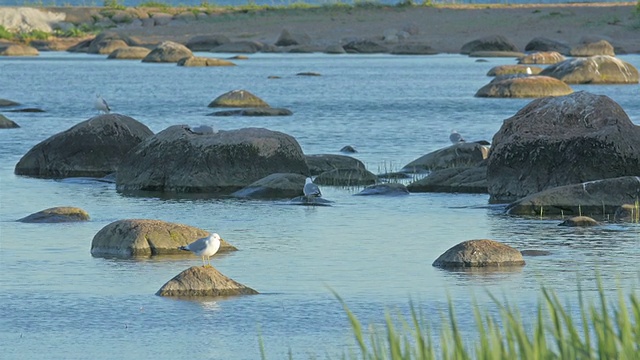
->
179;233;221;267
95;94;110;114
449;130;465;144
303;177;322;198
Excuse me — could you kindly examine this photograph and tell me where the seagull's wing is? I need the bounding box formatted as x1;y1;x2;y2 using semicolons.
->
102;98;110;112
449;132;462;143
185;236;209;253
304;182;322;197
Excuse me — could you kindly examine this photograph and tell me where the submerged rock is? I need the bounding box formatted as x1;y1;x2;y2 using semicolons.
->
558;216;599;227
288;196;333;206
208;90;270;108
0;114;20;128
305;154;365;176
314;168;377;186
407;164;487;194
355;183;409;196
540;56;638;84
432;239;525;268
475;76;573;98
401;142;489;173
231;173;306;199
18;206;90;223
156;266;258;297
142;41;193;63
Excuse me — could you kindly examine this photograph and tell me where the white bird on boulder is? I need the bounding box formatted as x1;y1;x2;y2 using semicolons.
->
95;94;110;114
449;130;465;144
303;177;322;198
179;233;221;267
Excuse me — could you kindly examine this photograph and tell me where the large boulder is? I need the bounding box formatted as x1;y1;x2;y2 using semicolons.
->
518;51;565;65
210;41;264;53
116;126;309;194
90;39;128;55
539;56;639;84
18;206;90;223
230;173;306;199
15;114;153;178
156;266;258;297
314;168;377;186
401;142;489;173
524;37;571;55
208;90;269;108
275;29;311;47
177;56;236;67
87;32;139;54
407;164;487;194
305;154;365;176
107;46;151;60
570;39;615;57
475;76;573;98
487;91;640;203
142;41;193;63
0;114;19;128
487;65;542;76
432;239;525;268
460;35;518;54
0;44;39;56
355;183;409;196
90;219;237;258
343;39;388;54
185;34;230;51
506;177;640;217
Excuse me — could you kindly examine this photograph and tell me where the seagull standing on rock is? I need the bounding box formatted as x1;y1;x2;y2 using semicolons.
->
95;94;110;114
303;177;322;198
179;233;221;267
449;130;465;144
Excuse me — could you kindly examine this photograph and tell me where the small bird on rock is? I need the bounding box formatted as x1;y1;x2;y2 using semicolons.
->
179;233;221;267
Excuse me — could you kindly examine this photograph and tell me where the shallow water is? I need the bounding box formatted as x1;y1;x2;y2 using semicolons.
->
1;52;639;359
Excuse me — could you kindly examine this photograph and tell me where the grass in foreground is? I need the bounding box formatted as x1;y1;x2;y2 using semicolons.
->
331;280;639;359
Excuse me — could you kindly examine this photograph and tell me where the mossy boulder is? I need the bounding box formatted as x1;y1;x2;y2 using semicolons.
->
208;90;269;108
540;56;638;84
18;206;90;223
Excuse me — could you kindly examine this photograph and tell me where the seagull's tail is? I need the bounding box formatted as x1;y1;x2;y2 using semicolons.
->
178;246;189;251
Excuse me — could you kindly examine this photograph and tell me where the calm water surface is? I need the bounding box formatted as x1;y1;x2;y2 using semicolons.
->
1;52;639;359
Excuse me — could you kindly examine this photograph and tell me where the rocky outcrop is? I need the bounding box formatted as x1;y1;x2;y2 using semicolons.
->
305;154;365;176
558;216;599;227
407;164;487;194
0;99;20;107
488;92;640;203
314;168;377;186
487;65;542;76
518;51;565;65
87;32;140;54
156;266;258;297
524;37;571;55
142;41;193;63
210;41;265;53
460;35;518;54
401;142;489;173
177;56;236;67
208;90;269;108
18;206;90;223
570;39;615;57
90;219;237;258
90;39;128;55
0;114;19;128
539;56;639;84
475;76;573;98
209;108;292;116
15;114;153;178
275;29;311;46
107;46;151;59
432;239;525;268
390;43;437;55
185;34;230;51
506;177;640;217
355;183;409;196
116;126;309;194
230;173;306;199
0;44;39;56
343;39;388;54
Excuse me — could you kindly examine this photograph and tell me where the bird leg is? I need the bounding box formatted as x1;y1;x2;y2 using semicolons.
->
201;256;206;267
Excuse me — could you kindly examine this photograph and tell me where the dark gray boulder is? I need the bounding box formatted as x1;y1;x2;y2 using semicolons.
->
0;99;20;107
0;114;19;128
185;34;231;51
230;173;306;199
116;126;309;194
343;39;388;54
506;177;640;217
15;114;153;178
432;239;525;268
210;41;264;53
305;154;365;176
142;41;193;63
355;183;409;196
488;92;640;203
460;35;518;54
558;216;599;227
401;142;489;173
275;29;311;46
524;37;571;55
539;56;639;84
570;39;615;57
475;76;573;98
314;168;377;186
407;164;487;194
390;43;437;55
18;206;90;223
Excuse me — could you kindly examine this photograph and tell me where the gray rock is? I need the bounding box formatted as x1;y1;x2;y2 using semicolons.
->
524;37;571;55
401;142;489;173
116;126;309;194
0;44;39;56
209;108;292;116
475;76;573;98
142;41;193;63
340;145;357;153
314;168;377;186
18;206;90;223
305;154;365;176
156;266;258;297
208;90;270;108
177;56;236;67
0;114;19;128
518;51;565;65
185;34;230;51
487;65;542;76
558;216;599;227
324;44;346;54
539;56;638;84
107;46;151;60
407;165;487;194
355;183;409;196
488;92;640;203
343;39;388;54
210;41;264;53
275;29;311;46
460;35;519;54
433;239;525;268
0;99;20;107
570;39;615;57
15;113;153;178
231;173;306;199
288;196;333;206
90;219;237;258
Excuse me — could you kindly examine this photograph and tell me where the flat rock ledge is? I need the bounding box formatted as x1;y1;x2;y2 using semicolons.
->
432;239;525;268
18;206;90;223
90;219;237;258
156;266;258;297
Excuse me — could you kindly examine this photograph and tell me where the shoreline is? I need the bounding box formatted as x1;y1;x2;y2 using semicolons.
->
1;3;639;54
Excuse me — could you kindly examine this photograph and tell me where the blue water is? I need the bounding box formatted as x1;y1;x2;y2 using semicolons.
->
0;0;631;8
1;52;639;359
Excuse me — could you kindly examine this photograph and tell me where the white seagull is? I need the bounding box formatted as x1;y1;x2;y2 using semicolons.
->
95;94;110;114
449;130;465;144
179;233;221;267
526;67;532;75
303;177;322;198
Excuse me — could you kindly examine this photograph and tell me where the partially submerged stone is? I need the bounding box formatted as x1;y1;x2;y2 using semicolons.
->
0;114;20;128
475;76;573;98
518;51;565;65
0;99;20;107
0;44;39;56
487;64;542;76
18;206;90;223
401;142;489;173
314;168;377;186
90;219;237;258
230;173;306;199
570;39;615;57
156;266;258;297
432;239;525;268
209;108;292;116
540;56;638;84
142;41;193;63
355;183;409;196
460;35;518;54
407;164;487;194
208;90;269;108
177;56;236;67
558;216;599;227
305;154;365;176
107;46;151;60
288;196;333;206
